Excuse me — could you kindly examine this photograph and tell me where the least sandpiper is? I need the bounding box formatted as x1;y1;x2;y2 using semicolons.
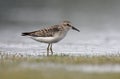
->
22;21;80;56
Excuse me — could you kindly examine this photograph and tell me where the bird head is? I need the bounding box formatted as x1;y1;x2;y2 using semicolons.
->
62;20;80;32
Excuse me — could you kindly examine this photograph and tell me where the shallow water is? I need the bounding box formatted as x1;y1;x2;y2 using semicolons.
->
0;24;120;56
1;24;120;74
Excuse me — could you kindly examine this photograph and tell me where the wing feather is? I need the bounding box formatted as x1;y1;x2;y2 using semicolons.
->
22;25;61;37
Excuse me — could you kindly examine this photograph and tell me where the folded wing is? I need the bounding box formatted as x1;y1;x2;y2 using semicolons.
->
22;25;60;37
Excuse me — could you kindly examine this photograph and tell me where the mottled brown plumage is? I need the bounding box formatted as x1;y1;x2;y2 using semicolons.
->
22;25;62;37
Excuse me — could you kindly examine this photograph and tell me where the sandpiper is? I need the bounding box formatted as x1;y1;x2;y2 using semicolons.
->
22;21;80;56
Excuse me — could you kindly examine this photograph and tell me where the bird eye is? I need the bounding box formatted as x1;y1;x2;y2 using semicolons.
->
67;24;70;26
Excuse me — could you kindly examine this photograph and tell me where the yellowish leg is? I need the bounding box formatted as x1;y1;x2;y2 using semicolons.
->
47;43;50;56
50;43;53;55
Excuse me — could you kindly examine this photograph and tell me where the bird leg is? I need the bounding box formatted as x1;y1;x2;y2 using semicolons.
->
47;43;50;56
50;43;53;55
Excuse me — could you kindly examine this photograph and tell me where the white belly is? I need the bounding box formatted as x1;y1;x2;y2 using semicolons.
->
30;31;67;43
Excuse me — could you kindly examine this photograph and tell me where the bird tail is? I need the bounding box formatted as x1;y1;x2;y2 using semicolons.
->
21;32;31;36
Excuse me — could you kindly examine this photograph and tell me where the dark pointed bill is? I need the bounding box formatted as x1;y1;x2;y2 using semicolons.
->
72;26;80;32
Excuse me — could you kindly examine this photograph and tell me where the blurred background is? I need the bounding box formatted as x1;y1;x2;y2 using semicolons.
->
0;0;120;55
1;0;120;30
1;1;120;78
